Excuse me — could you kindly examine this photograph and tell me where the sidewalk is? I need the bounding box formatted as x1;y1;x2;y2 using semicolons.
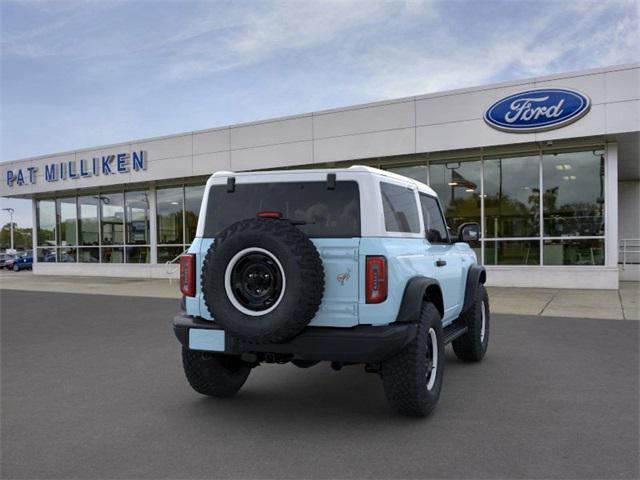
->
1;271;638;320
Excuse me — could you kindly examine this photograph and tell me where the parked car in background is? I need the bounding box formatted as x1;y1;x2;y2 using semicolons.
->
0;253;15;269
11;251;33;271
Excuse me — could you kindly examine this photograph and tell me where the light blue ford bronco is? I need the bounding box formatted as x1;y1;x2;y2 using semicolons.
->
174;166;488;416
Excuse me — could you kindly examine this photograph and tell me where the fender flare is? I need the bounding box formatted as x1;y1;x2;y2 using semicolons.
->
461;265;486;314
395;276;444;323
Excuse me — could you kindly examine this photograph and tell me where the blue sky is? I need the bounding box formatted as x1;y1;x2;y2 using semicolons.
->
1;0;639;227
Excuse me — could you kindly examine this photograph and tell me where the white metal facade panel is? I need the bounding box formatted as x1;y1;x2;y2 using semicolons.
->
230;140;313;170
229;115;312;150
193;151;231;176
313;100;415;138
193;128;230;155
314;128;415;163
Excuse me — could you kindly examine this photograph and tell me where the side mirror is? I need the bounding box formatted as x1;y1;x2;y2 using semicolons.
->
457;222;481;243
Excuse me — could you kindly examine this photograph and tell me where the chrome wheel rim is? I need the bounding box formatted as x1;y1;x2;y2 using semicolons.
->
480;300;486;343
426;327;438;391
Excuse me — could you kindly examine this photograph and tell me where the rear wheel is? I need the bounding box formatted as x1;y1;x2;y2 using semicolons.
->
381;302;444;417
13;264;19;272
452;284;489;362
181;348;251;398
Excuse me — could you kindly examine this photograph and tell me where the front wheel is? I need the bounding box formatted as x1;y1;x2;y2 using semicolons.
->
381;302;444;417
452;284;490;362
13;264;19;272
181;348;251;398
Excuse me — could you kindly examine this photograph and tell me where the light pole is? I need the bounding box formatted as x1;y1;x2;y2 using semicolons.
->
2;207;15;251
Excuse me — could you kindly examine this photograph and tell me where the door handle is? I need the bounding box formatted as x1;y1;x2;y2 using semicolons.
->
436;259;447;267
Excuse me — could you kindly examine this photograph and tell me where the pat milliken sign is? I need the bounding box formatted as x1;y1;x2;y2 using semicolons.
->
484;88;591;133
5;150;147;187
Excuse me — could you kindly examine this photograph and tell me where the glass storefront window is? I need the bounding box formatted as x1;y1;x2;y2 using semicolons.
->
484;155;540;238
125;190;150;245
37;246;56;262
484;240;540;266
58;247;76;263
56;197;77;246
126;246;150;264
157;187;184;245
429;159;481;243
157;245;183;264
36;200;56;246
101;247;124;263
542;150;605;237
185;185;205;244
78;196;99;246
100;193;124;245
78;247;99;263
543;238;604;265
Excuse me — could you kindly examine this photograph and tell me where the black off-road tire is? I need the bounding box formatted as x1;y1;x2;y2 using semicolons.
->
452;284;489;362
202;218;324;344
381;302;445;417
182;348;251;398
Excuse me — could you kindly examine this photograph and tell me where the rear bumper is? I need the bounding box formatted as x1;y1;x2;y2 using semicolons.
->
173;314;417;364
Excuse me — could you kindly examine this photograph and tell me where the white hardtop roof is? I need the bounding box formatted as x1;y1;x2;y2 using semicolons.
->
207;165;437;196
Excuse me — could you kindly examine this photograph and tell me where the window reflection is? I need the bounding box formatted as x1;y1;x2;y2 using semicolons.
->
78;247;99;263
101;247;124;263
37;200;56;246
542;151;605;237
157;187;184;245
484;240;540;265
484;155;539;238
56;197;77;246
429;160;481;246
126;246;150;263
158;246;184;264
78;196;99;246
185;185;205;243
101;193;124;245
544;239;604;265
37;246;56;262
125;190;150;245
58;247;76;263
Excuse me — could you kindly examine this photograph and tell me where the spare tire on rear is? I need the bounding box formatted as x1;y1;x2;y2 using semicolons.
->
202;218;325;343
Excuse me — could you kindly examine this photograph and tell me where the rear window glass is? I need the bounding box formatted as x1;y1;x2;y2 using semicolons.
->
381;182;420;233
204;181;361;238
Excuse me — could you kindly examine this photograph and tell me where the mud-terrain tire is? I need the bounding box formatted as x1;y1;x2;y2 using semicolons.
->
381;302;444;417
452;285;489;362
182;348;251;397
202;218;324;343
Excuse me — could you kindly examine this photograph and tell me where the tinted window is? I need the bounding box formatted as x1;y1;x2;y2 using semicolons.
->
204;181;360;238
420;194;448;243
381;182;420;233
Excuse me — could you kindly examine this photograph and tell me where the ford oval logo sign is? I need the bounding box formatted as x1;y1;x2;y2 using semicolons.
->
484;88;591;133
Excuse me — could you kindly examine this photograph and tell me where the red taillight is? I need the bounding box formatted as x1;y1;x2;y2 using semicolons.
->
257;211;282;219
366;256;387;304
180;254;196;297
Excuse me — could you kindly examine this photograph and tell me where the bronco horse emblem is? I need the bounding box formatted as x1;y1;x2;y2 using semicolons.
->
336;268;351;286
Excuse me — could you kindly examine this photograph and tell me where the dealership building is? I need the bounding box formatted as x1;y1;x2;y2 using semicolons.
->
1;63;638;289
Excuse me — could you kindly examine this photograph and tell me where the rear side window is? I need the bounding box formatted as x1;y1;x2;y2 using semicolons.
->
419;194;449;243
380;182;420;233
204;181;360;238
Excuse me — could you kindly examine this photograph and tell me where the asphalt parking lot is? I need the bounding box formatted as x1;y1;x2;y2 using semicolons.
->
1;289;638;479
